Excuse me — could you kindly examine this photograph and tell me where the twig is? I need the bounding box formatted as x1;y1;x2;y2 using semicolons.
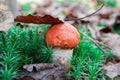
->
79;31;107;54
95;40;112;50
64;4;104;21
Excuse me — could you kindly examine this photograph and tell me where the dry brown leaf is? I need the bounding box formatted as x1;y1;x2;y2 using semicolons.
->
14;14;63;24
99;13;110;19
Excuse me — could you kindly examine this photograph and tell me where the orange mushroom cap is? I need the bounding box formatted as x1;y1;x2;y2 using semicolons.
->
46;22;80;49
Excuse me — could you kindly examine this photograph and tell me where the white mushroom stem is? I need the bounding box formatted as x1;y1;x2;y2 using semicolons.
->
52;47;73;70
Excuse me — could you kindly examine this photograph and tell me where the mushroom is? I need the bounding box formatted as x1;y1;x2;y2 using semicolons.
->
46;22;80;70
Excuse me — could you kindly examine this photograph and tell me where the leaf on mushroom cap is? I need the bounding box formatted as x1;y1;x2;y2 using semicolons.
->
14;14;63;24
46;22;80;49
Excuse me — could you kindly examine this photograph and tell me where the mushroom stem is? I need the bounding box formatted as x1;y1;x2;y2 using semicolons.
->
52;47;73;70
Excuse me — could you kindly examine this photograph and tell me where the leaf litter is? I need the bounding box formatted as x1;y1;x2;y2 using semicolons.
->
17;63;67;80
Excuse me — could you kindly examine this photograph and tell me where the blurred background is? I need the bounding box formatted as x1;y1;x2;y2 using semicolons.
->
15;0;120;34
1;0;119;26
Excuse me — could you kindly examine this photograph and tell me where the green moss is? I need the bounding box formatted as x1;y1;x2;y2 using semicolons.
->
0;25;113;80
0;25;52;80
68;29;112;80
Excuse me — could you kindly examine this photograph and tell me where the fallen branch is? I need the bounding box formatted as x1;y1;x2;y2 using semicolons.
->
96;40;112;50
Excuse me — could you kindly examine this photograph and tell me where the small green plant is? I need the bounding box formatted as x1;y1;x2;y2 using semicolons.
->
0;32;21;80
0;25;53;80
0;52;21;80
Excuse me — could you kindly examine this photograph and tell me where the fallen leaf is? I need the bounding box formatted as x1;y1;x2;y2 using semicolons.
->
23;63;61;72
17;63;67;80
18;76;35;80
0;11;14;32
104;62;120;79
14;14;63;24
99;13;111;19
